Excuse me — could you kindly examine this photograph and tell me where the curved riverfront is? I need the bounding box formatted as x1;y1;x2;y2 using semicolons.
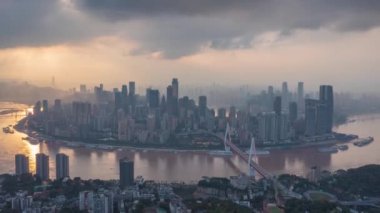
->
0;102;379;182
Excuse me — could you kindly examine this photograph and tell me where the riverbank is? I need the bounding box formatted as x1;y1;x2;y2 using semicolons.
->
258;139;352;151
14;117;214;153
14;116;360;154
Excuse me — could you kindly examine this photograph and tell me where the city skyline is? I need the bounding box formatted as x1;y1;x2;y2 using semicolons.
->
27;77;339;148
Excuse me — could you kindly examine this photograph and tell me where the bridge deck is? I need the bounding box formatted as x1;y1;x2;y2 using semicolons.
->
226;140;272;178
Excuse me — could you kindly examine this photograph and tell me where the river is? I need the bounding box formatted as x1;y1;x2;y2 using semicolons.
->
1;102;379;182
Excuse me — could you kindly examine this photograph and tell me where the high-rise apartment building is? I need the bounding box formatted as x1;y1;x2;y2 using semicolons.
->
15;154;29;175
297;82;304;113
289;102;298;125
36;153;49;181
119;158;134;188
172;78;179;99
128;81;136;112
147;89;160;108
273;96;282;116
56;153;69;179
281;82;289;111
305;99;319;136
319;85;334;133
171;78;179;116
198;96;207;117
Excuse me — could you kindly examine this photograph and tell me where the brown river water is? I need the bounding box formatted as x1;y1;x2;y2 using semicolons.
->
1;102;379;182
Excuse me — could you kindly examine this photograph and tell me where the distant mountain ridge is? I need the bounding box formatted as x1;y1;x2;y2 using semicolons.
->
0;81;66;104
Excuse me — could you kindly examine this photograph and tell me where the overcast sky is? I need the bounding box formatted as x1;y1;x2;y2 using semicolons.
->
0;0;379;92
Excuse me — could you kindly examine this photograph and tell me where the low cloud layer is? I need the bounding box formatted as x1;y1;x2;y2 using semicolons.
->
1;0;380;58
76;0;380;57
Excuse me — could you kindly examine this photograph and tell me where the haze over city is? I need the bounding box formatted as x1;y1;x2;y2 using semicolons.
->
0;0;380;92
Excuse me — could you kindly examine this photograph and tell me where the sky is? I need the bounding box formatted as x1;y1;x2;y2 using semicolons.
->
0;0;380;93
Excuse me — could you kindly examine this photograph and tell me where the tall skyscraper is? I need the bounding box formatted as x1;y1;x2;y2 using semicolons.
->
172;78;179;99
289;102;298;125
279;113;290;141
56;153;69;179
316;102;328;135
128;81;136;112
128;81;135;97
15;154;29;175
297;82;304;113
114;91;122;111
263;112;277;143
198;96;207;117
319;85;334;133
166;85;174;115
281;82;289;111
273;96;282;115
121;85;128;96
121;85;129;113
305;99;318;136
119;158;134;188
36;153;49;181
171;78;179;116
265;112;278;143
147;89;160;108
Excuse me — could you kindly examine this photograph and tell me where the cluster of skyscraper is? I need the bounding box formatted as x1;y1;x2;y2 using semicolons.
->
15;153;69;180
256;83;334;144
305;85;334;136
31;78;217;144
30;79;334;147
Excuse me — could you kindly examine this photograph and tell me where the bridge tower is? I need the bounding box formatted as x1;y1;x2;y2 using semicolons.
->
223;123;232;152
248;137;257;178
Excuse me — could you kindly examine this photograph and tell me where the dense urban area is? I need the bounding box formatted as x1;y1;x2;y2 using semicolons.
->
18;78;357;151
0;79;379;212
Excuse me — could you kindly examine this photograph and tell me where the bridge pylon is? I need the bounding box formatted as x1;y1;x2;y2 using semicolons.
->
224;123;232;152
248;137;257;178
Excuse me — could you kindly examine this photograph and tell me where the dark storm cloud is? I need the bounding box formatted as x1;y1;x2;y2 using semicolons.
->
75;0;380;32
74;0;380;58
1;0;380;58
75;0;263;18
